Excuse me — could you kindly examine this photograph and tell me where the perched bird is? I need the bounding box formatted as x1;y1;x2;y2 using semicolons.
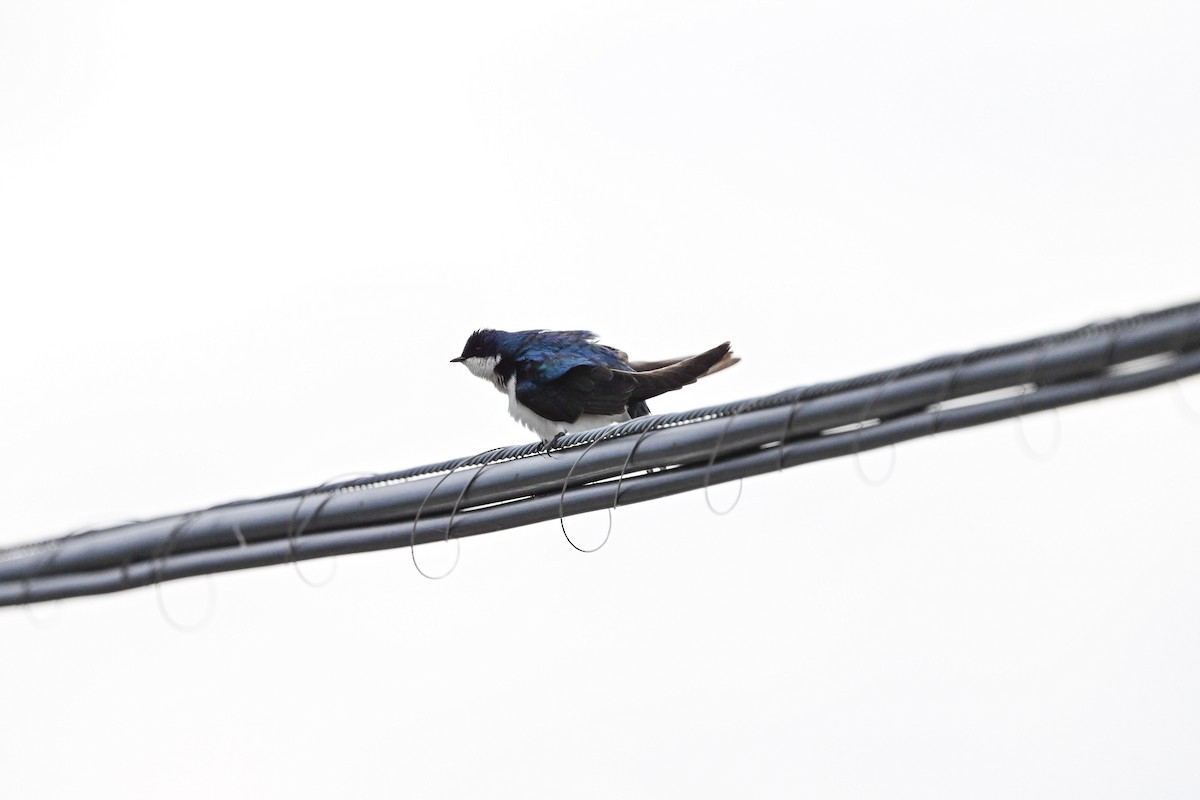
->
452;329;738;445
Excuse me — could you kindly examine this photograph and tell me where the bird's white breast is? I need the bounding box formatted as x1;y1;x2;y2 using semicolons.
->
505;378;631;441
460;355;505;393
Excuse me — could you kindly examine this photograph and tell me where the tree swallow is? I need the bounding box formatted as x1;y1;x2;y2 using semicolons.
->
452;329;739;444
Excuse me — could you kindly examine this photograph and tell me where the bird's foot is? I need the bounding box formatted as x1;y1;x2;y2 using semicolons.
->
538;432;567;454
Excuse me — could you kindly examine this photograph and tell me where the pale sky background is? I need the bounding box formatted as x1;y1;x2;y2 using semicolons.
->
2;2;1200;797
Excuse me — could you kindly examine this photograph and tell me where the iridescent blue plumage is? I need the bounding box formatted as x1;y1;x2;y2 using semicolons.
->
501;330;630;379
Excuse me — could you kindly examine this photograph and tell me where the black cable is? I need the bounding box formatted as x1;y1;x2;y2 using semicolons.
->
2;300;1199;605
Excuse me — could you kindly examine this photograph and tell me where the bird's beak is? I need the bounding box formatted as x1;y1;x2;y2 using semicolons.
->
450;356;466;363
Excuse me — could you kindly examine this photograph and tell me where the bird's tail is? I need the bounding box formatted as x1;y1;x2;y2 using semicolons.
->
624;342;738;403
629;346;740;378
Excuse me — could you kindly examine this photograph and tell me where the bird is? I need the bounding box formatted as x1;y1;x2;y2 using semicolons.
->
451;329;738;445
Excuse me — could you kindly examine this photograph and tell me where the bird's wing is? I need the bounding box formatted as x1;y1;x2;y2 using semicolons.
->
514;352;637;423
514;341;736;423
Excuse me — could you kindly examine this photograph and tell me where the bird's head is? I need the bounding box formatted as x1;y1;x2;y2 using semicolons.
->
452;329;505;382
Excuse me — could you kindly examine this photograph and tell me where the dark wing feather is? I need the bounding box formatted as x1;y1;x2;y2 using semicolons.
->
512;336;735;424
515;360;638;422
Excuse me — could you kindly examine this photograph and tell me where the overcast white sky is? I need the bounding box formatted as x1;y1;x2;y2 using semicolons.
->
2;1;1200;797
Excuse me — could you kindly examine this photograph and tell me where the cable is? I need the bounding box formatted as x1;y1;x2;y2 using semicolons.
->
2;300;1199;606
